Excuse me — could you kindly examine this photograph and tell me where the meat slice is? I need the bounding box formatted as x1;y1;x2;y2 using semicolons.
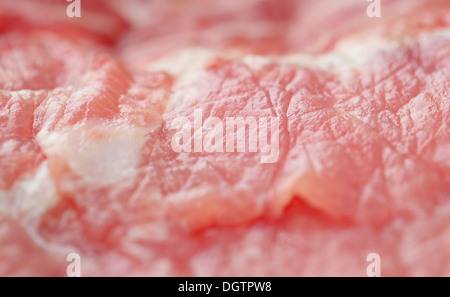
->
0;0;449;276
131;1;450;229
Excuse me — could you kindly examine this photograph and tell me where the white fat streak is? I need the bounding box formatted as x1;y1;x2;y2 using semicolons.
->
250;28;450;73
0;162;59;222
149;28;450;76
0;162;69;256
0;139;18;155
148;47;236;113
144;47;226;82
153;27;449;115
15;163;58;220
0;89;36;97
36;124;148;187
0;162;90;260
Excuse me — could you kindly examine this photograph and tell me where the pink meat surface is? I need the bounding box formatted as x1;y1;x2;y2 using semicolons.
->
0;0;449;276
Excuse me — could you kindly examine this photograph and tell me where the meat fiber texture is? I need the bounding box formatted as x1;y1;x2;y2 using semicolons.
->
0;0;449;277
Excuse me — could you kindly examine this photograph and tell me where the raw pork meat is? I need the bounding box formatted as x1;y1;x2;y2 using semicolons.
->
0;0;449;276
